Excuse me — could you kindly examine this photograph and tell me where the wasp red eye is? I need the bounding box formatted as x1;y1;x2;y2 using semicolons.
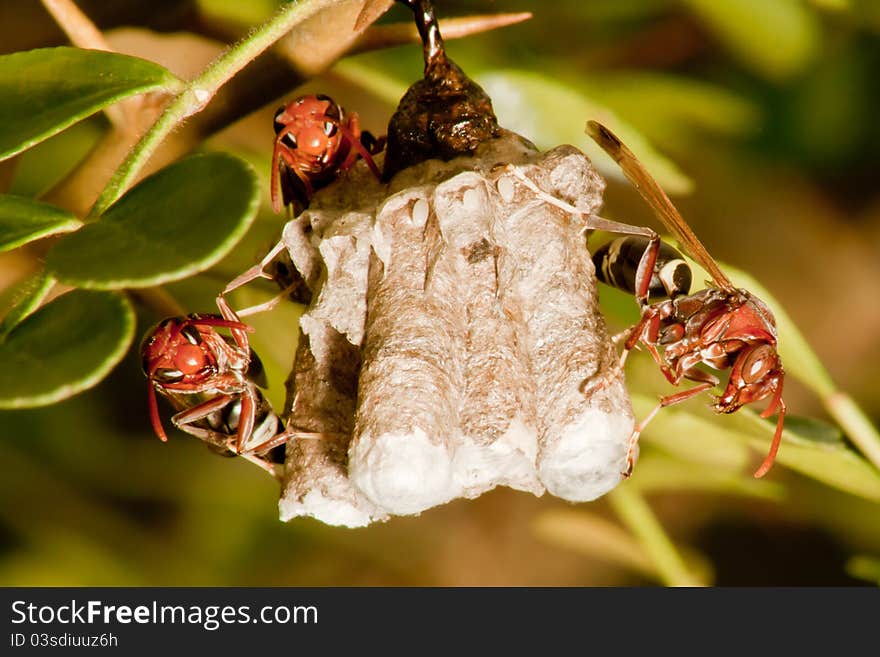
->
322;100;341;121
180;324;201;345
740;344;774;384
323;122;337;137
153;368;184;384
281;132;298;149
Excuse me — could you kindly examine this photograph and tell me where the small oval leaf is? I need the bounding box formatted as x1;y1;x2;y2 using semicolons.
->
45;153;260;289
478;69;694;194
0;47;181;161
580;73;762;145
683;0;820;80
0;290;135;408
0;270;55;340
0;194;82;252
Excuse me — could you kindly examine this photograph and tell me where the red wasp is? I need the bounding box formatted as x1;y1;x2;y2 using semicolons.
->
272;94;385;213
140;313;291;477
586;121;786;479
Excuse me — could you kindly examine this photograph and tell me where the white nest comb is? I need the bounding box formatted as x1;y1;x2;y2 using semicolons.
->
277;131;634;527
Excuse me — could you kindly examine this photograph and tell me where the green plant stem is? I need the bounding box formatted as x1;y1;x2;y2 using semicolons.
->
87;0;337;219
608;484;705;587
826;392;880;472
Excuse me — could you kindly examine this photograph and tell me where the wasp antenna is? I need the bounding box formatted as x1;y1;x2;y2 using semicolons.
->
191;317;255;333
754;388;786;478
147;386;169;442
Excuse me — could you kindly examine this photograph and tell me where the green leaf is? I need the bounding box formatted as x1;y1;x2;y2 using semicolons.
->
638;386;880;502
0;47;182;161
683;0;820;80
846;555;880;585
45;153;260;289
781;415;843;445
477;70;694;194
0;194;82;252
0;270;55;340
734;409;880;502
0;290;135;409
532;509;655;576
579;73;762;147
631;454;786;501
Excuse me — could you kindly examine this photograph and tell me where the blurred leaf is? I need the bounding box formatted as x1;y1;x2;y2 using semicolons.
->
477;70;694;194
0;270;55;340
683;0;820;80
569;0;676;21
808;0;849;11
608;484;707;585
849;0;880;33
633;393;752;470
782;415;843;444
732;407;880;502
8;117;104;198
632;383;880;502
46;153;259;289
532;508;654;576
534;507;713;585
197;0;278;25
631;453;786;500
580;72;762;147
846;555;880;585
0;47;181;161
0;290;135;409
0;194;81;252
333;58;408;105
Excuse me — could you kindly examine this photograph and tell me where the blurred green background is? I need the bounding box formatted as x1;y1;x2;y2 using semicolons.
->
1;0;880;586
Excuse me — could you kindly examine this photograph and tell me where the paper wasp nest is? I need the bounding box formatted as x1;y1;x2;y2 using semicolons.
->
277;131;634;527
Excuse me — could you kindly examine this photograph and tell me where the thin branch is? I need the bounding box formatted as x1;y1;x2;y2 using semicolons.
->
40;0;133;127
351;12;532;54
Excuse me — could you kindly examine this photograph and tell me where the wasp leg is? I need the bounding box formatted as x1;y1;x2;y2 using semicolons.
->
337;113;383;180
215;240;290;349
171;394;235;428
238;451;281;479
168;394;237;454
235;388;257;454
220;240;287;298
504;165;658;236
583;303;662;396
229;281;302;318
623;368;720;477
